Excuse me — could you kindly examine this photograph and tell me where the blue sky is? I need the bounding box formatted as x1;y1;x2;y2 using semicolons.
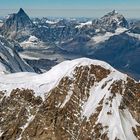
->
0;0;140;18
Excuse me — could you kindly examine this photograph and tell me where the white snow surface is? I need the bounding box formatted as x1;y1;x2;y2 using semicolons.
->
75;21;92;28
19;53;40;60
45;20;58;24
20;35;38;48
0;58;126;100
20;35;47;48
28;35;38;42
91;27;127;44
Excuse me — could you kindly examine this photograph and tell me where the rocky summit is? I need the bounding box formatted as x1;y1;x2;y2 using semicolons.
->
1;8;34;41
92;10;129;32
0;58;139;140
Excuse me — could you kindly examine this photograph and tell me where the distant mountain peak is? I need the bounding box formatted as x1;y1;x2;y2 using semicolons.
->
19;8;24;12
100;10;129;30
17;8;26;15
16;8;31;21
1;8;34;40
102;10;122;18
110;10;118;15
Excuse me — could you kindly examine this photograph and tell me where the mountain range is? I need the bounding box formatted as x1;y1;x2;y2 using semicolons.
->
0;8;139;80
0;8;140;140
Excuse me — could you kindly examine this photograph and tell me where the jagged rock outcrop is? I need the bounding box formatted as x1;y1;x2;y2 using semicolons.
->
92;10;129;32
0;58;139;140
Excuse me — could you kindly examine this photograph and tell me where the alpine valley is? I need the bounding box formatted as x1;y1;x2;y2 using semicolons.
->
0;8;140;140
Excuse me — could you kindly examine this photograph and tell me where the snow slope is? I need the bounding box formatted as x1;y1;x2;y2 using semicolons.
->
0;58;126;98
75;21;92;28
91;27;127;44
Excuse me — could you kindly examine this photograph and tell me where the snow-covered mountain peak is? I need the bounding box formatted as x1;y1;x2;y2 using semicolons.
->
107;10;118;16
0;58;127;97
0;58;140;140
112;9;118;14
100;10;129;30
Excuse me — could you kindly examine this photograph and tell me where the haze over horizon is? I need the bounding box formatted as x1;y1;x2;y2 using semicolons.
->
0;0;140;18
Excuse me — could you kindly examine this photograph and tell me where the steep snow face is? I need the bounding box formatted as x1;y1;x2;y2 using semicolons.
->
81;71;138;140
0;36;34;74
0;58;139;140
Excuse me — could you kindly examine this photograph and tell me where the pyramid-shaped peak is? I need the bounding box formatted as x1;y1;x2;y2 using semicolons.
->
17;8;27;15
19;8;24;12
1;7;34;39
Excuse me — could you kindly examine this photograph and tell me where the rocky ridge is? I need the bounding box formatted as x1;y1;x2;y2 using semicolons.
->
0;35;34;74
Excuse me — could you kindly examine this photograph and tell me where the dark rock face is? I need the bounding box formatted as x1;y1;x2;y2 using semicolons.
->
33;23;81;43
1;8;34;41
0;36;34;73
25;58;58;73
0;64;139;140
